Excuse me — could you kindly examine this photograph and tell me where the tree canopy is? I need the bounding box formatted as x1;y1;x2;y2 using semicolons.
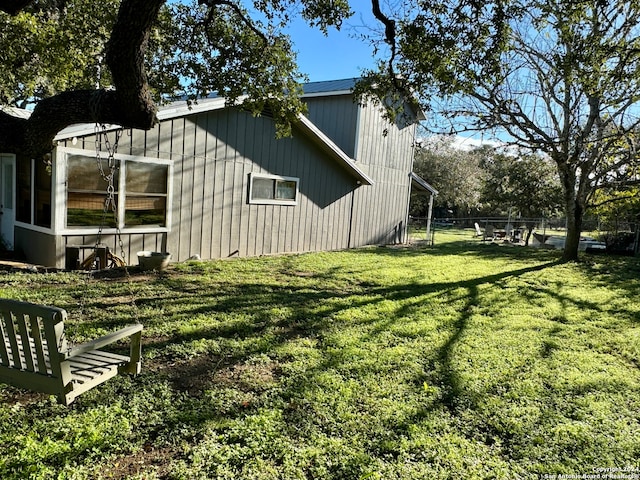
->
411;136;485;217
0;0;355;157
411;136;563;241
362;0;640;260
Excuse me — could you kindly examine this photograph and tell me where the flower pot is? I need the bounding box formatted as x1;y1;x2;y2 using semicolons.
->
137;251;171;271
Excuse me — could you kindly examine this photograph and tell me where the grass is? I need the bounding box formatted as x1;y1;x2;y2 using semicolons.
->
1;229;640;479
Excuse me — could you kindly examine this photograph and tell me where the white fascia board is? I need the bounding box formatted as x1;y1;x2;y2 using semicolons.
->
156;96;232;121
301;90;354;99
54;96;235;141
295;114;374;186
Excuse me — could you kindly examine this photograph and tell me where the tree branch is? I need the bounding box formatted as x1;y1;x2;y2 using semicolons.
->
371;0;404;94
0;0;34;15
200;0;268;43
0;0;164;158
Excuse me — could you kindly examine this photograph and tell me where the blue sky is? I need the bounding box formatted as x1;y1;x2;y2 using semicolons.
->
281;7;505;145
283;8;380;82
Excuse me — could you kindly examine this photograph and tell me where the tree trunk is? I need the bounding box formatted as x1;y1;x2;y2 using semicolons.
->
558;162;582;261
563;197;583;261
0;0;163;160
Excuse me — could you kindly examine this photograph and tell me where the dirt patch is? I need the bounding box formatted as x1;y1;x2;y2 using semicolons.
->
214;361;280;392
101;445;179;480
0;386;48;405
145;353;281;397
88;267;170;282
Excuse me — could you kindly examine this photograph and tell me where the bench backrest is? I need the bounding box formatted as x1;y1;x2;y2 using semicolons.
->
0;299;68;377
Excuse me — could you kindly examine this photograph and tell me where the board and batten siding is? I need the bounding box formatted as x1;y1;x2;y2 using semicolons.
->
304;95;359;158
52;89;418;268
333;97;417;247
305;93;417;247
60;107;362;264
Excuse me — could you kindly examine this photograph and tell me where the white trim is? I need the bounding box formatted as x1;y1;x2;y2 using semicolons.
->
0;153;16;249
57;147;173;165
14;222;52;235
53;149;65;233
248;172;299;205
301;90;353;99
54;97;234;141
410;172;439;195
54;226;171;236
156;96;230;121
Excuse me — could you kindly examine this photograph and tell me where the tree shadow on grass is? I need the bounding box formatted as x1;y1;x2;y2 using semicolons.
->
4;247;639;478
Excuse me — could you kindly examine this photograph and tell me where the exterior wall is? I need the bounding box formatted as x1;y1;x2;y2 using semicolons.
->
57;107;361;265
305;93;417;247
304;95;359;157
14;226;59;267
20;91;417;268
354;100;417;246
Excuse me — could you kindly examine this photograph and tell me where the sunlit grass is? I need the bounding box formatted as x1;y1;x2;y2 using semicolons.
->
1;229;639;479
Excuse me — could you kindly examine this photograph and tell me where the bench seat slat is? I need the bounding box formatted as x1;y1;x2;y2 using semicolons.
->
15;313;36;372
0;311;10;366
3;312;23;370
69;351;129;382
28;317;49;375
4;335;52;374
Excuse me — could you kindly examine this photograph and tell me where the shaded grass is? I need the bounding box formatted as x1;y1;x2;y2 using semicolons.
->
1;229;640;479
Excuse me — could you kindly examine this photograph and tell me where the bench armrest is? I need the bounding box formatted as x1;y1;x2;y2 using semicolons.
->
63;324;143;360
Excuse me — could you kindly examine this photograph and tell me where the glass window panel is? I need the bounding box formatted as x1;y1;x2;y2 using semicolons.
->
67;155;117;191
125;196;166;226
67;193;117;227
252;177;275;199
276;180;296;200
126;163;168;194
65;152;169;229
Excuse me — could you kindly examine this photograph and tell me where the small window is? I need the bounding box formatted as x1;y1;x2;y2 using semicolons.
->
249;173;298;205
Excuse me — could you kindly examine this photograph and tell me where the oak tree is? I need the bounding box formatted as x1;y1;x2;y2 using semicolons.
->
0;0;352;158
362;0;640;260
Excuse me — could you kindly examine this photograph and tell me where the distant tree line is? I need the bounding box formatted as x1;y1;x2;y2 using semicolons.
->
411;135;562;221
411;135;640;237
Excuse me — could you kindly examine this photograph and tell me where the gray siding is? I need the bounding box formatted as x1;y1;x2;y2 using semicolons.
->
38;93;415;268
304;93;417;247
351;100;417;246
98;107;361;264
305;95;359;158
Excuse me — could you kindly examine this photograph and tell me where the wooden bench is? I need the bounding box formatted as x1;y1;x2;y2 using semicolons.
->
0;299;142;406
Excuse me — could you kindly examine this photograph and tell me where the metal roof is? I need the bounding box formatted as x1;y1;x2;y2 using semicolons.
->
301;78;358;96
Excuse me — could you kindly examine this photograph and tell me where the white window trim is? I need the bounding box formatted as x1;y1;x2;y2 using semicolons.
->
55;147;173;235
248;172;299;206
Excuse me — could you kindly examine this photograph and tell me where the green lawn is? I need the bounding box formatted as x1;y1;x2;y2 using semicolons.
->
1;229;639;479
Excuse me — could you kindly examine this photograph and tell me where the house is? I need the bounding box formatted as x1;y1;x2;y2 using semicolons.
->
2;79;431;268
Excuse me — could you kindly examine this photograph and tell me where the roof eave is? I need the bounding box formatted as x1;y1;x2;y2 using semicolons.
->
410;172;438;195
